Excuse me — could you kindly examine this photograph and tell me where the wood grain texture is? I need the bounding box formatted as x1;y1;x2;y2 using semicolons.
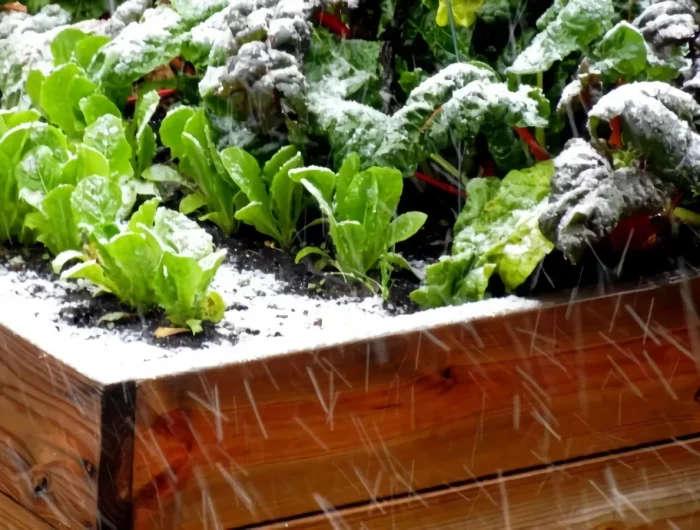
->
97;382;137;529
0;322;102;529
273;437;700;529
131;276;700;529
0;489;54;530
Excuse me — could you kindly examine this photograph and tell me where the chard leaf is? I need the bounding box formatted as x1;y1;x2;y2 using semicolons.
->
507;0;615;75
538;138;674;262
89;6;183;102
588;82;700;190
412;161;555;308
591;22;648;82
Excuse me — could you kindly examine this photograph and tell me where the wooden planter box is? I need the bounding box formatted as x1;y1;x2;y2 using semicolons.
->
2;273;700;529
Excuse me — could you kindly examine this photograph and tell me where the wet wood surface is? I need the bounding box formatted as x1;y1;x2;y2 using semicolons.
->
0;322;102;529
0;490;54;530
272;436;700;529
130;276;700;529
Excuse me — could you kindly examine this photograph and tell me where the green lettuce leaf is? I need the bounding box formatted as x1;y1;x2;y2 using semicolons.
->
55;201;227;331
178;110;238;234
221;145;306;248
294;154;427;298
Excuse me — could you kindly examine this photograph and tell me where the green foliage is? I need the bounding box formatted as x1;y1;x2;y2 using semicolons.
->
87;6;183;103
507;0;616;75
304;29;384;108
54;200;227;332
220;145;305;249
294;154;427;297
412;161;555;308
161;108;238;234
590;22;688;83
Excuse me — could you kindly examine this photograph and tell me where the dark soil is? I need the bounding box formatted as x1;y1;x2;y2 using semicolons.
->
5;172;700;352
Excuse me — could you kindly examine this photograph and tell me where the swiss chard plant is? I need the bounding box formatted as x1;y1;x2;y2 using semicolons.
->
292;153;427;297
219;145;305;249
54;198;227;332
412;161;555;308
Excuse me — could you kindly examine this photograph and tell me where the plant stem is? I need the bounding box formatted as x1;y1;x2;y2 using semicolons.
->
429;153;460;179
672;206;700;226
535;71;546;148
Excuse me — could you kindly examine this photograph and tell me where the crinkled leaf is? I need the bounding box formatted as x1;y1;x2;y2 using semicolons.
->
413;161;555;307
588;82;700;190
539;138;675;261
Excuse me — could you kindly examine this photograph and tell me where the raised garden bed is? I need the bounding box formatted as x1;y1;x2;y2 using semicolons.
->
2;260;700;529
3;0;700;528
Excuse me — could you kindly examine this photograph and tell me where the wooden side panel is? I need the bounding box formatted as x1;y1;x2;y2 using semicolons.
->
274;437;700;529
0;490;54;530
0;324;102;529
132;277;700;529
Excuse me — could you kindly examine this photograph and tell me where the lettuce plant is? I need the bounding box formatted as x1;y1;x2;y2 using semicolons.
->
292;153;427;297
0;110;72;243
54;198;227;332
161;107;239;235
220;145;305;249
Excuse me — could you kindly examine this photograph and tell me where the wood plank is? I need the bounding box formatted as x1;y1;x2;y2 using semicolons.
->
0;490;54;530
131;276;700;529
272;437;700;529
0;322;102;529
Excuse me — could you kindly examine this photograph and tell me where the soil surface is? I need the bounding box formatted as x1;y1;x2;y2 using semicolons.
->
2;176;700;352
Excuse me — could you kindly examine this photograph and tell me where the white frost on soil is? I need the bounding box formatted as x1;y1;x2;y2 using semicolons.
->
0;258;544;385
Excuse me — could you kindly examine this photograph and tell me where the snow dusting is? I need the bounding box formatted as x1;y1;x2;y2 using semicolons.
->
0;254;543;384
